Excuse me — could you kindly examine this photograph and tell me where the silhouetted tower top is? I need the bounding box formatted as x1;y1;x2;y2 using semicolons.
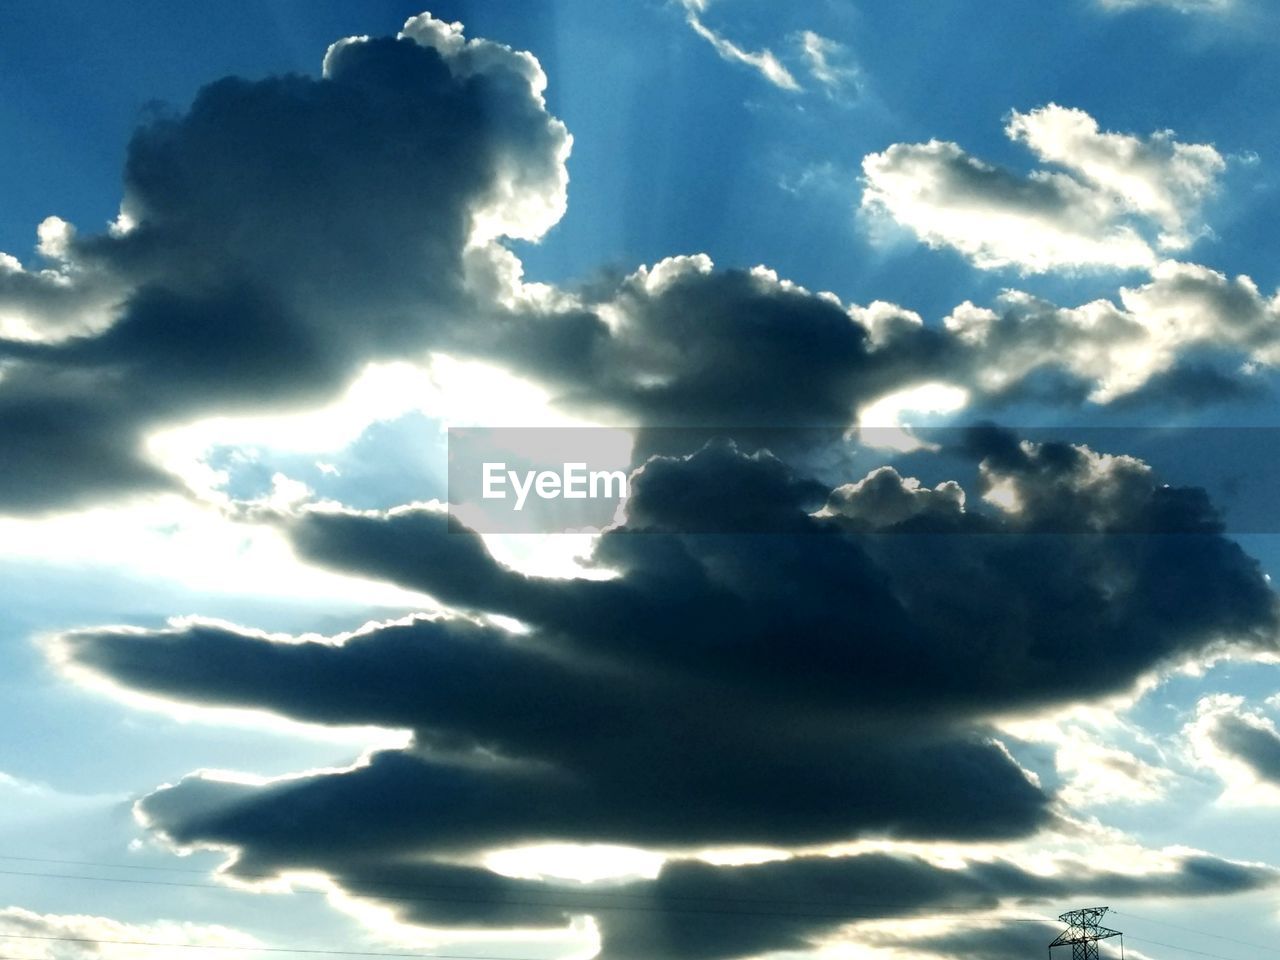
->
1049;907;1123;960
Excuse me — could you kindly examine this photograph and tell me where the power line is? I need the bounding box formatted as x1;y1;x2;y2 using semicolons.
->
0;867;1272;960
0;929;624;960
3;853;921;907
0;933;539;959
1124;934;1257;960
0;910;1045;960
0;853;954;907
1114;911;1280;957
0;861;1048;922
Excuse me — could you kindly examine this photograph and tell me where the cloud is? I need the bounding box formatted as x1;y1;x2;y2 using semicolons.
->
861;106;1225;273
496;252;1280;434
820;465;966;526
1212;714;1280;782
58;439;1277;894
951;259;1280;404
0;905;260;959
7;10;1280;960
797;31;860;97
1006;105;1225;250
674;10;860;99
63;611;1052;859
0;13;571;514
0;52;1264;518
593;851;1270;960
1186;695;1280;803
481;256;955;436
8;219;1278;518
0;217;126;343
856;918;1065;960
862;139;1157;272
999;715;1175;808
1098;0;1233;12
678;1;801;91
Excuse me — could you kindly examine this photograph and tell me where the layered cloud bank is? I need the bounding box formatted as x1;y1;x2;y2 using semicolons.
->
57;436;1280;956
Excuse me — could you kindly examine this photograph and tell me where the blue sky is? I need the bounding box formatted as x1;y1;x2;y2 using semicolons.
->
4;2;1280;960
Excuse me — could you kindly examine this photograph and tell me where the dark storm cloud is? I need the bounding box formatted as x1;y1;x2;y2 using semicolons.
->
177;848;1260;957
0;15;570;513
868;921;1064;960
42;769;1279;960
72;610;1047;850
60;436;1278;877
481;260;956;430
0;361;175;509
285;437;1276;714
592;853;1271;960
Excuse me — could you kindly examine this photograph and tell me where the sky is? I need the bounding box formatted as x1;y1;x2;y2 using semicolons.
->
4;1;1280;959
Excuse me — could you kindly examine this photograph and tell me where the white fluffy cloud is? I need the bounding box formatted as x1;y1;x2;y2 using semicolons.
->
946;259;1280;401
862;105;1225;273
1007;104;1224;250
0;216;127;343
862;139;1157;272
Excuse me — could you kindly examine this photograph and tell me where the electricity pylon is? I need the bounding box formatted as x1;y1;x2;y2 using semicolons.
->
1049;907;1123;960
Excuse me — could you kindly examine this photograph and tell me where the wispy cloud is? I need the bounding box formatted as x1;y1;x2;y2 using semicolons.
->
797;29;860;96
678;0;800;91
1098;0;1233;12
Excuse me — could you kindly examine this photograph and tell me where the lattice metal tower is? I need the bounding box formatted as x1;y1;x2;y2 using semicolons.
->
1048;907;1123;960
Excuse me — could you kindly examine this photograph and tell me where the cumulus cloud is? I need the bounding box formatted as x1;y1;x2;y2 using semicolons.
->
862;139;1157;272
1211;714;1280;782
820;465;966;527
945;260;1280;403
0;16;1261;524
477;256;956;442
0;216;126;343
862;106;1225;273
1007;105;1225;250
8;209;1280;515
596;850;1268;960
0;13;571;513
